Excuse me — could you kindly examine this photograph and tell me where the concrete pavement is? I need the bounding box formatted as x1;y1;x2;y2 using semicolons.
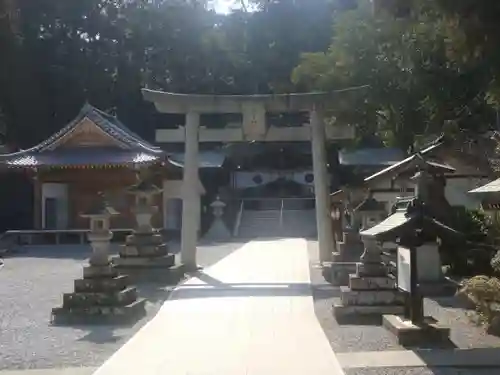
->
93;238;345;375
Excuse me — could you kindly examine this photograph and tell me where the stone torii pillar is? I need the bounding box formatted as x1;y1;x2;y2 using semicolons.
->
181;111;201;270
310;106;334;264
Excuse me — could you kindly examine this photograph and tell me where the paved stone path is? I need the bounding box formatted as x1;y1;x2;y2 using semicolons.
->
93;238;344;375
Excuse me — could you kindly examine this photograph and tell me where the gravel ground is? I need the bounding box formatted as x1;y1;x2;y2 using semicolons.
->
307;240;500;353
307;241;403;353
4;238;499;372
0;241;244;370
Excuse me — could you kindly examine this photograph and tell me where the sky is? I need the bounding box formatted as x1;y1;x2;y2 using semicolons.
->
211;0;257;14
212;0;235;14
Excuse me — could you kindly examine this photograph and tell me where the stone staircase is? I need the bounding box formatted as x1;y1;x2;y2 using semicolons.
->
237;209;317;239
238;210;282;238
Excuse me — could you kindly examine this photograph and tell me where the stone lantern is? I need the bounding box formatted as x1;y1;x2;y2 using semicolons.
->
204;196;231;242
52;194;145;324
354;193;386;231
80;195;118;268
128;178;162;233
112;174;179;283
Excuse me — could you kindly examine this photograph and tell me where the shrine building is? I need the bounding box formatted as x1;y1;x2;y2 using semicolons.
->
0;104;169;230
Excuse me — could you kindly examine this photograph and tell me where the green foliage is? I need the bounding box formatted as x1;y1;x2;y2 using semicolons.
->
449;207;489;242
1;0;500;154
293;0;496;150
459;275;500;333
442;207;494;277
0;0;338;148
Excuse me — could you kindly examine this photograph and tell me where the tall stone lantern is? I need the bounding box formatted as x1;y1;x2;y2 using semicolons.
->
354;193;387;276
52;194;145;324
204;196;231;242
81;196;119;268
112;174;179;283
128;178;162;233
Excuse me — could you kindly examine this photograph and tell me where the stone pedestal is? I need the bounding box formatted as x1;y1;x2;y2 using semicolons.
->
52;212;145;325
383;315;450;346
52;263;145;325
113;230;182;283
333;237;405;319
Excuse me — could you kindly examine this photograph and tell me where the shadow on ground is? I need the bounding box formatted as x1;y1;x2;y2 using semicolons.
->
78;327;125;344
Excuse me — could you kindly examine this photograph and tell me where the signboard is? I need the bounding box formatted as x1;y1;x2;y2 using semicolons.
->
397;246;412;293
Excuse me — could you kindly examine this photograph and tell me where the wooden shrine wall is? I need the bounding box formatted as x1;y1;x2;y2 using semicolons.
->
37;168;165;229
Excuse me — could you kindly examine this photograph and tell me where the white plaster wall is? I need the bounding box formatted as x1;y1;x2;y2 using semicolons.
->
233;170;318;189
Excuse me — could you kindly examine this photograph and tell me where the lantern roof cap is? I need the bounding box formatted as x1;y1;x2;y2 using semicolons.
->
81;193;119;217
127;178;162;194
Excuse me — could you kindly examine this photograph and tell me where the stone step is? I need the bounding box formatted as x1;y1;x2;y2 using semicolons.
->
120;243;168;258
340;286;405;306
52;298;146;325
74;274;130;293
112;254;175;268
83;264;119;279
348;275;396;290
332;298;405;318
116;263;186;284
63;286;138;308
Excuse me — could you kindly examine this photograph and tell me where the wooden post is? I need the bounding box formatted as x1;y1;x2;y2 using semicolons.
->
409;244;424;324
32;171;42;230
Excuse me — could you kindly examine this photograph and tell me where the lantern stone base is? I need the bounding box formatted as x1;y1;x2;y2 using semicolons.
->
339;285;405;305
383;315;451;346
333;263;405;319
333;303;405;317
114;263;186;284
52;265;145;325
112;231;183;283
113;254;175;268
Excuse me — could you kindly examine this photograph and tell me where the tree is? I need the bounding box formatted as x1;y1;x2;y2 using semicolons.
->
292;0;495;151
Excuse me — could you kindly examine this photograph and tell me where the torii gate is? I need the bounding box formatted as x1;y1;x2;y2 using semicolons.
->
142;89;363;269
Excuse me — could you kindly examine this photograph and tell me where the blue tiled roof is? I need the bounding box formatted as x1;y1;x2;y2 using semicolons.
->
0;104;164;167
2;148;161;167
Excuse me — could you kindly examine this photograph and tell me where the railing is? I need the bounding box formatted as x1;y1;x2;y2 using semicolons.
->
233;201;245;237
240;197;315;211
279;200;284;229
